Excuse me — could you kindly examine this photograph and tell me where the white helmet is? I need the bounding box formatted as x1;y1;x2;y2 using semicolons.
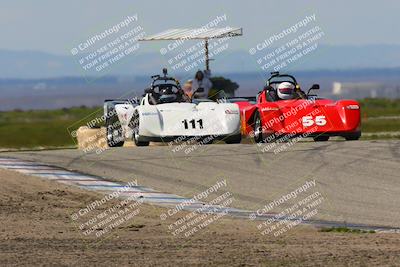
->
277;82;295;100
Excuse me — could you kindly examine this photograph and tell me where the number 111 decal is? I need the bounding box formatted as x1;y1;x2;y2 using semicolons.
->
182;119;203;129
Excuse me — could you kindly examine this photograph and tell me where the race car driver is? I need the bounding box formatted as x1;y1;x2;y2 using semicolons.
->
277;82;307;100
158;85;189;103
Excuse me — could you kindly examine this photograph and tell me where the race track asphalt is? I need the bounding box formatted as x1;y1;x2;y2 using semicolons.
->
2;140;400;228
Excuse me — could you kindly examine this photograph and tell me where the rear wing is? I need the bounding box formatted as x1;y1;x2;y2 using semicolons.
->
103;98;140;122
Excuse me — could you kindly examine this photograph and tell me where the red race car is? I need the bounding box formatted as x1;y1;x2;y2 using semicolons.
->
236;72;361;142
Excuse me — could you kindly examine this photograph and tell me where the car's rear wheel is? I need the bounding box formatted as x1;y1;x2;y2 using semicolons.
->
132;112;150;147
253;111;264;143
225;134;242;144
200;136;214;145
313;135;329;142
345;132;361;141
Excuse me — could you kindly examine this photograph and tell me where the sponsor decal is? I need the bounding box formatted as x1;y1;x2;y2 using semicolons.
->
225;109;239;114
261;107;280;111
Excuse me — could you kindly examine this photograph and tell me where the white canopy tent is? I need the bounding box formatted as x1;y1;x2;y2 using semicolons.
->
140;27;243;70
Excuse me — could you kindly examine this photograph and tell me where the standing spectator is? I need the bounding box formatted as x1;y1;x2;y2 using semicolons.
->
191;70;212;99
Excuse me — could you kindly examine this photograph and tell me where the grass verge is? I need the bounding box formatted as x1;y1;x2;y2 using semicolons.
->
319;227;376;234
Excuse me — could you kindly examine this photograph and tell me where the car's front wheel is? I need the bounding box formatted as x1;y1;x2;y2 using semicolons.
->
131;112;150;147
345;131;361;141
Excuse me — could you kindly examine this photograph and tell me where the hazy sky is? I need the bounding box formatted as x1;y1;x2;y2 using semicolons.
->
0;0;398;55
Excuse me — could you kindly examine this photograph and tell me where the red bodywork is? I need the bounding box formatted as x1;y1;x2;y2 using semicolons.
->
237;90;361;139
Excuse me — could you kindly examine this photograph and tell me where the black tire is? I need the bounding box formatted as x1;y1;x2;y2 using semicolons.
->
200;136;214;145
253;111;264;143
313;135;329;142
345;132;361;141
225;134;242;144
106;122;124;147
132;112;150;147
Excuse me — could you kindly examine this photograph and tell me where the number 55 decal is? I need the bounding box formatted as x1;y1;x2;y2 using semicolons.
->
302;116;327;127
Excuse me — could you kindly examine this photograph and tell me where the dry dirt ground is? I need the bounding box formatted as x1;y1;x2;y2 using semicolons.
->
1;169;400;266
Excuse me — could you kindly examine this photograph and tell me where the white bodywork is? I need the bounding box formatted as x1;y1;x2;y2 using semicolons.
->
135;94;241;140
105;94;241;144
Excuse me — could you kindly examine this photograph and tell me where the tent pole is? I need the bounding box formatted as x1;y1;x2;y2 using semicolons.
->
205;39;209;71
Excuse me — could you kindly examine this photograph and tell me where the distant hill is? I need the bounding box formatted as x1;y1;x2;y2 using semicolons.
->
1;45;400;79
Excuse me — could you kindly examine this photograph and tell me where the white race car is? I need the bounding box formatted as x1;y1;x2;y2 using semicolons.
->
104;69;242;147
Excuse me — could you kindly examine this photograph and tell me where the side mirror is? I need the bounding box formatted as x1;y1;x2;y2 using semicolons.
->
144;88;152;94
307;84;320;96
